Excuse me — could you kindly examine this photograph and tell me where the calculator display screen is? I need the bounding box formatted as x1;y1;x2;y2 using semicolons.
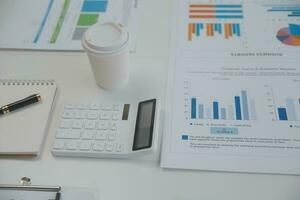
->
132;99;156;151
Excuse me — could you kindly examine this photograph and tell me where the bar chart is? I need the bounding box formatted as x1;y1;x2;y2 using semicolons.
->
187;3;243;42
190;90;257;121
50;0;70;43
264;4;300;18
264;84;300;122
0;0;138;51
34;0;55;43
72;0;108;40
277;98;300;121
189;4;243;19
188;23;241;40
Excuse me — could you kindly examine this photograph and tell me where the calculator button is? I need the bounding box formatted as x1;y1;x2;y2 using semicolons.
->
57;130;80;139
107;134;116;141
72;120;83;129
93;141;105;151
62;110;73;119
87;111;98;119
100;112;110;120
95;132;106;140
77;103;88;110
59;120;72;129
101;104;112;111
116;144;124;152
65;103;75;109
106;143;114;152
85;120;96;130
89;103;100;110
110;122;117;130
82;130;95;140
68;130;81;139
53;140;65;150
75;110;86;119
112;113;120;120
66;140;78;150
56;130;68;139
80;141;92;151
98;122;108;130
60;130;80;139
61;130;80;139
113;104;122;111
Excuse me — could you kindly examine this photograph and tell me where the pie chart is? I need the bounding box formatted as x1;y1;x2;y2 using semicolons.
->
276;24;300;46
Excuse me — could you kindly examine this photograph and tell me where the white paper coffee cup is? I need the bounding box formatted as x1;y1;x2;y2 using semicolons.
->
82;22;130;89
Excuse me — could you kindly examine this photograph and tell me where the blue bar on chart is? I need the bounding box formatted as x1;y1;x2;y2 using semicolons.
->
235;96;242;120
215;15;243;19
82;0;108;12
265;4;300;17
191;98;197;119
278;108;288;120
34;0;54;43
213;101;219;119
288;14;300;17
214;5;242;8
233;23;241;36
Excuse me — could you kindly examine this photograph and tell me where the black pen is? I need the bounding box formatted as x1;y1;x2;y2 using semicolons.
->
55;192;61;200
0;94;42;116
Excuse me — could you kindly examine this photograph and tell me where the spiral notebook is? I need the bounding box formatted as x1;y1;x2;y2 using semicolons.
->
0;79;57;156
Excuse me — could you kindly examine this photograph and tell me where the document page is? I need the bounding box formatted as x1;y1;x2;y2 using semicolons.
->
0;190;57;200
161;0;300;174
0;0;139;51
0;187;100;200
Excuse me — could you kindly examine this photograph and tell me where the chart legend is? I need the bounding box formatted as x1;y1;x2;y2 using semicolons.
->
265;4;300;18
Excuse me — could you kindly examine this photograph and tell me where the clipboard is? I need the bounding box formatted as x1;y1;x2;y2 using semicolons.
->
0;177;61;200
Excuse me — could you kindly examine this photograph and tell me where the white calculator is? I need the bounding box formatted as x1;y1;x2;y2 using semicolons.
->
52;99;160;158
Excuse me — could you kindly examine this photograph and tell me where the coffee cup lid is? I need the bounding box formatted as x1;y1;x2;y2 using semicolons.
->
83;22;129;53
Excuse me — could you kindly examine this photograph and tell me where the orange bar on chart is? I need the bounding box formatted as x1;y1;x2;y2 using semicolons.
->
189;15;216;19
192;23;196;33
189;10;216;13
190;4;215;8
225;24;229;39
206;23;210;36
228;24;232;37
210;24;214;36
188;23;193;41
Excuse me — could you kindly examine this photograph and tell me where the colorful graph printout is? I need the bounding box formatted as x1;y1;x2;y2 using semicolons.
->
188;23;241;40
276;24;300;46
189;4;243;19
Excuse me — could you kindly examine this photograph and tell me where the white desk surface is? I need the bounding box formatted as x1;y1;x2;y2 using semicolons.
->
1;0;300;199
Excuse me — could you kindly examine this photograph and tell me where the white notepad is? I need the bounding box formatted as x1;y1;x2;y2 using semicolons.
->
0;79;57;156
